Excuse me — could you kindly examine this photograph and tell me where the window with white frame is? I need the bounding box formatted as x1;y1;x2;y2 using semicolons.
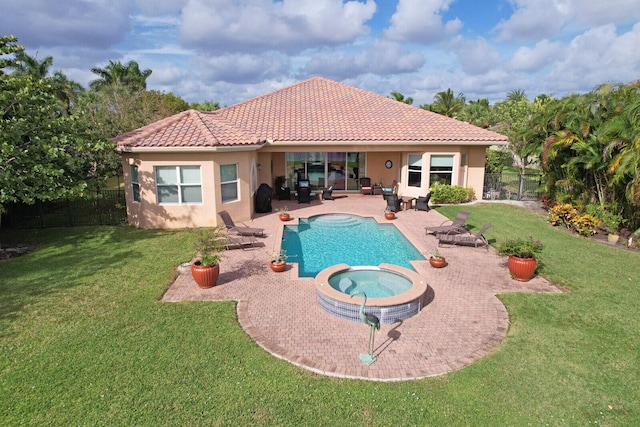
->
429;155;454;185
407;154;423;187
220;163;239;203
130;165;141;202
155;166;202;204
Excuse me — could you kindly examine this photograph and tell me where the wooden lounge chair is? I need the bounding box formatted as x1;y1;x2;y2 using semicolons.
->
425;210;470;235
415;192;432;211
218;210;265;236
436;223;492;249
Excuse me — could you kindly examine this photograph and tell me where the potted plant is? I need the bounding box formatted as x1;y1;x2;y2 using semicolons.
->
270;249;288;272
384;206;395;220
278;206;290;221
497;236;543;282
191;226;227;288
600;209;624;244
428;248;446;268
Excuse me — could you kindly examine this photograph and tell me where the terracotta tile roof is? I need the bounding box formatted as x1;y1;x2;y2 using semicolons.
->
113;110;262;149
115;77;508;149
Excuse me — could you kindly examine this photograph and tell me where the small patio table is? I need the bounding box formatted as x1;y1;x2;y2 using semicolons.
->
400;196;415;210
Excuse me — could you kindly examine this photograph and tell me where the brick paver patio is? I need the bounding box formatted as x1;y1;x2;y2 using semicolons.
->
163;195;559;381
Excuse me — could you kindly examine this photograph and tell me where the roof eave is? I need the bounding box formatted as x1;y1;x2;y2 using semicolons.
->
116;143;264;154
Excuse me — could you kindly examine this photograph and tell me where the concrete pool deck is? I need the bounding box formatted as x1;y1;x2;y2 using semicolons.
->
163;194;560;381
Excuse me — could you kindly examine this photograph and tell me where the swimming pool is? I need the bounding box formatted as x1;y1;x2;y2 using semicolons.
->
281;214;424;278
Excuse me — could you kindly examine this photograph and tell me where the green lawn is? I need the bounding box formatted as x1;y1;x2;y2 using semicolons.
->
1;204;639;425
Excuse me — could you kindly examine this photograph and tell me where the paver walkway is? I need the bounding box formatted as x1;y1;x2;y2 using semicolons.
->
163;195;559;381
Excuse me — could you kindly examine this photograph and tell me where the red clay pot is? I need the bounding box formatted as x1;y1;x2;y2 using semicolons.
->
270;261;287;272
429;257;446;268
191;262;220;288
279;213;290;221
507;256;537;282
384;212;395;220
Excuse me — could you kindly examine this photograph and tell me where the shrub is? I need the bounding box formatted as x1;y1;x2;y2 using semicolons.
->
548;203;599;236
497;236;543;258
430;184;475;204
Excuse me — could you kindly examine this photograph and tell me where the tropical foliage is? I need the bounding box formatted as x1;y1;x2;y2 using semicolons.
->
497;236;543;258
429;184;475;204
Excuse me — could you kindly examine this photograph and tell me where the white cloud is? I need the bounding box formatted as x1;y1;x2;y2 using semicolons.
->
383;0;462;44
195;53;290;83
0;0;133;49
508;39;563;72
179;0;376;54
299;41;424;80
448;36;503;75
494;0;568;41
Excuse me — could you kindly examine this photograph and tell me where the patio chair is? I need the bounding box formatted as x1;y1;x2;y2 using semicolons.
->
222;233;258;250
386;193;401;212
425;210;470;235
436;223;492;249
415;192;432;212
322;185;334;201
359;177;372;195
218;210;265;237
298;186;311;203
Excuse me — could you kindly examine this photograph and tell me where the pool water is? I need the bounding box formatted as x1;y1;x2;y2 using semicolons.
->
329;269;412;298
282;214;424;277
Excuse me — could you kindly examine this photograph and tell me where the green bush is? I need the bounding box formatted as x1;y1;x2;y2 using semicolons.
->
430;184;475;204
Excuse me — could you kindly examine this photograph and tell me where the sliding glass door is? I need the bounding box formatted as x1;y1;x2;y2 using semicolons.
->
285;152;366;191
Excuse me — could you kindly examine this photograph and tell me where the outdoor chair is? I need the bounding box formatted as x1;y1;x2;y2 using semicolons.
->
222;233;258;250
436;223;492;249
415;192;432;211
298;186;311;203
425;210;470;235
277;186;291;201
322;185;334;201
218;210;265;237
359;177;372;195
386;193;401;212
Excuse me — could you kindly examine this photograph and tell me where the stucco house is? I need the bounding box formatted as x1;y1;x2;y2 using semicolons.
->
114;77;508;229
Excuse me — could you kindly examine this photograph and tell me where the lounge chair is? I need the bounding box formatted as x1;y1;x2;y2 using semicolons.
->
436;223;492;249
322;185;334;201
218;210;265;236
425;210;470;235
386;193;401;212
222;233;258;250
415;192;432;211
359;177;372;195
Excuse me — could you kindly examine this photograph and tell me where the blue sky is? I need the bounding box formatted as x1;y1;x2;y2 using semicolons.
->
2;0;640;107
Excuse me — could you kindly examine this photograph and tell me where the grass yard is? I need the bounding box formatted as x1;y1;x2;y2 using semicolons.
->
1;204;639;425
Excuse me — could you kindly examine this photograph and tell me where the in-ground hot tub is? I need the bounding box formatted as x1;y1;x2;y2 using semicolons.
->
315;263;428;324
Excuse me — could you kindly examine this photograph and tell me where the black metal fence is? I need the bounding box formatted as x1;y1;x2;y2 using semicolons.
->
2;190;126;229
483;173;544;201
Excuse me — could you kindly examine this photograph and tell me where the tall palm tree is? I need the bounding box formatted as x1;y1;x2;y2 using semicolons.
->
89;60;152;93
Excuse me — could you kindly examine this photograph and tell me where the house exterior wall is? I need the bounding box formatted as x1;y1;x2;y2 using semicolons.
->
121;151;258;229
120;144;488;229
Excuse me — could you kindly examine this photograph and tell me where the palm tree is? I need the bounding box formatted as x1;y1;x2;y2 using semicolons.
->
89;60;152;93
388;91;413;105
432;89;465;117
10;51;53;79
507;89;527;103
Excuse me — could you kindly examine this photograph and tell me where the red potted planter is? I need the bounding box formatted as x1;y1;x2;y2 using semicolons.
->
270;261;287;272
429;257;446;268
279;213;290;221
384;212;395;220
191;262;220;288
507;256;537;282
